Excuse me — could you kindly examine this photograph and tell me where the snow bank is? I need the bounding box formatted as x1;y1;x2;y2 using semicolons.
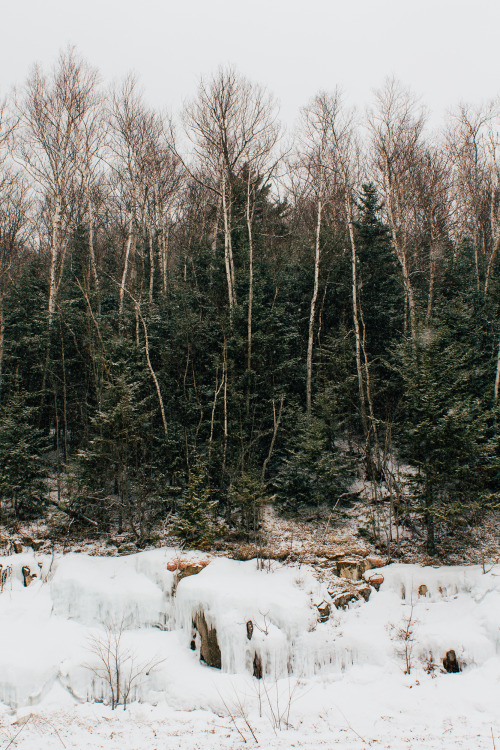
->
174;557;331;677
0;550;500;713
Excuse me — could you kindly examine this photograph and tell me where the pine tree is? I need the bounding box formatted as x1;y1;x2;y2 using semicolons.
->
0;390;48;521
272;412;354;513
173;466;218;548
395;329;499;554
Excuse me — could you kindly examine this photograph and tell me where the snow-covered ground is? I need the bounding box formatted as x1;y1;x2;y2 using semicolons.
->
0;549;499;748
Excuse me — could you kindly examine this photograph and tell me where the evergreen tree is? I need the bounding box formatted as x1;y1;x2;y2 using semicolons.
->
0;390;48;521
173;465;218;548
272;412;354;513
395;329;499;554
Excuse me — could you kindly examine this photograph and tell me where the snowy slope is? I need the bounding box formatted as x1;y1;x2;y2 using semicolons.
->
0;549;499;748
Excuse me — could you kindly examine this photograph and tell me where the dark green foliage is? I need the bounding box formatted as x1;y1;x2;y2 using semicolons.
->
227;473;269;539
0;390;48;520
394;329;500;553
173;466;218;548
0;145;498;558
272;412;355;513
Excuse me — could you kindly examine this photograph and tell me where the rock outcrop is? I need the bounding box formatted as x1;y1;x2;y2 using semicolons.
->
193;611;221;669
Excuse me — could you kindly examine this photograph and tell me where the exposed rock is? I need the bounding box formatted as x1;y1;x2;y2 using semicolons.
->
31;540;44;551
21;536;33;547
365;555;387;568
13;541;23;554
418;584;428;597
22;566;37;587
176;562;208;582
336;559;363;581
193;611;221;669
315;601;331;622
366;572;384;591
0;564;11;590
357;584;372;602
117;543;137;555
442;650;461;673
333;591;359;610
246;620;254;640
253;652;263;679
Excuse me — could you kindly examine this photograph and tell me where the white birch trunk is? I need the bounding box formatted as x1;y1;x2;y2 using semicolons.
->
221;170;236;309
494;336;500;402
48;194;62;325
347;203;368;434
306;198;322;413
119;211;134;316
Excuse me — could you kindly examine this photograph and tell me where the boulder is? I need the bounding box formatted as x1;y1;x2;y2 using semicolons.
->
442;650;461;673
13;541;23;554
336;559;362;581
193;611;221;669
366;572;384;591
253;652;263;679
176;562;208;582
418;584;428;597
0;564;11;591
22;566;37;587
315;601;331;622
357;584;372;602
333;591;359;610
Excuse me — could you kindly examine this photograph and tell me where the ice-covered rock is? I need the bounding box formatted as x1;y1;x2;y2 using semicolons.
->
0;551;499;711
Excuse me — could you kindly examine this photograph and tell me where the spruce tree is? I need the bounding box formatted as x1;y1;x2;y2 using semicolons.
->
0;390;48;521
173;465;218;548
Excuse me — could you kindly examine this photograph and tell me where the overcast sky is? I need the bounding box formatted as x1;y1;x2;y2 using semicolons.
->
2;0;499;129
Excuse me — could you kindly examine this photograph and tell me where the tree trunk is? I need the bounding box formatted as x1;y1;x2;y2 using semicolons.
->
306;198;322;413
347;207;368;435
48;194;62;325
119;211;134;316
494;335;500;402
426;238;436;322
87;199;99;292
246;177;255;373
148;224;155;303
221;170;236;309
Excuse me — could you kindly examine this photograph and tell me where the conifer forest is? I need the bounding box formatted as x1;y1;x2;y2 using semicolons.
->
0;50;499;558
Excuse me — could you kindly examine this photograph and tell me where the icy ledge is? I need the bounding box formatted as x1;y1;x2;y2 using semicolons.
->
0;549;499;709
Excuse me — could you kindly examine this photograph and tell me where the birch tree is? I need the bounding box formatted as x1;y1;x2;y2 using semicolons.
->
183;67;277;313
108;76;161;315
296;96;336;413
368;80;426;340
17;49;99;325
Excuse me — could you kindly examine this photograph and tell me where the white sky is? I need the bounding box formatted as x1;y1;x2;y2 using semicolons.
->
2;0;499;129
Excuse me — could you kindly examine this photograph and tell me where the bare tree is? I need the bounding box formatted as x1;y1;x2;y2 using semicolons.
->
183;66;278;313
17;48;100;324
108;76;164;315
0;96;31;397
445;103;500;296
368;79;427;340
85;619;164;709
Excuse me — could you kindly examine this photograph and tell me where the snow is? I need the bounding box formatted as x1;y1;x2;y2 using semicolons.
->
0;548;499;748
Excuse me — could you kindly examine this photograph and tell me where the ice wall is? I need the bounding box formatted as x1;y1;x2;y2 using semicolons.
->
0;549;499;710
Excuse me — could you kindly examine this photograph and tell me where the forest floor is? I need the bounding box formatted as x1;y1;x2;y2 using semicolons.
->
2;490;499;569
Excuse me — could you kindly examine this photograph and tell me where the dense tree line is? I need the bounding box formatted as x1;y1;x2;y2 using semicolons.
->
0;50;498;554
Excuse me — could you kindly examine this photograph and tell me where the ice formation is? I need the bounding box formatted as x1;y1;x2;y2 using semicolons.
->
0;547;499;711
